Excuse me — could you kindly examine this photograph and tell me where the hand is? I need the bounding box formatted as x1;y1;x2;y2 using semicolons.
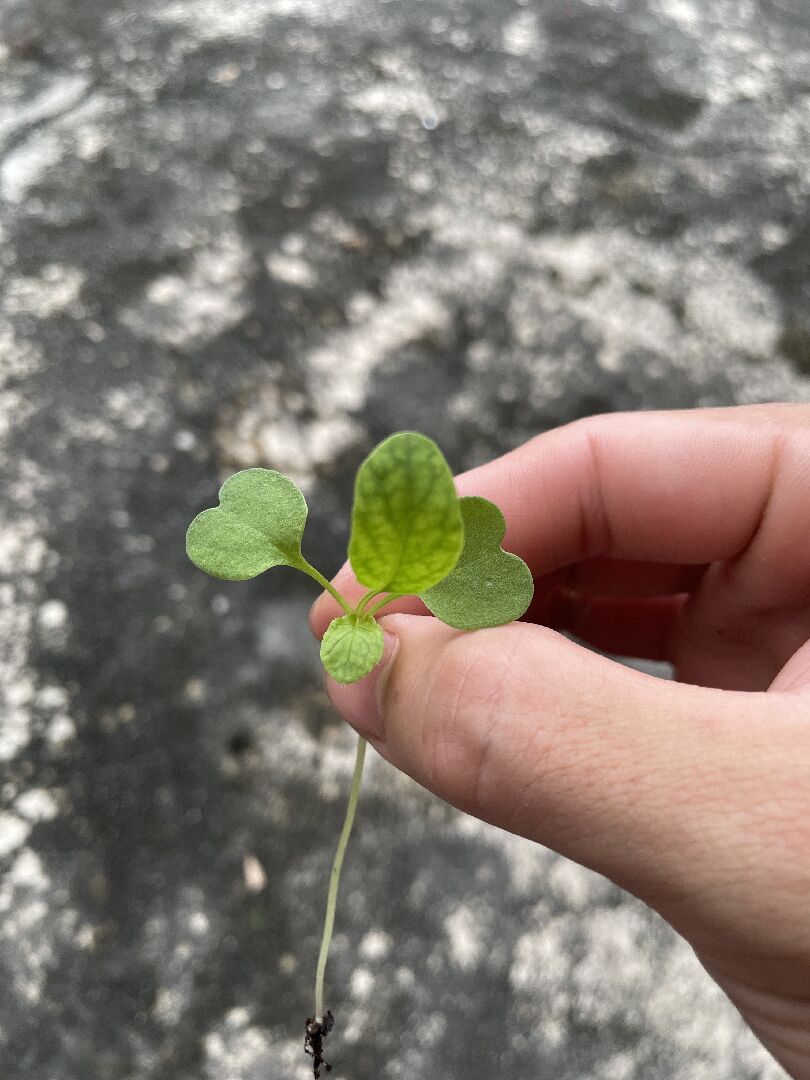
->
310;404;810;1079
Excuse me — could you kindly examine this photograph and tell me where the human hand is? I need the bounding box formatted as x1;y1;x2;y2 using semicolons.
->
310;404;810;1078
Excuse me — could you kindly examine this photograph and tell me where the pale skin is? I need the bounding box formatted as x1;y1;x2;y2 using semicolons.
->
310;404;810;1079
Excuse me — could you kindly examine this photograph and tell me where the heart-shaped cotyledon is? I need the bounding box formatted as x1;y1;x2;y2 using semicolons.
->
186;468;308;580
420;496;534;630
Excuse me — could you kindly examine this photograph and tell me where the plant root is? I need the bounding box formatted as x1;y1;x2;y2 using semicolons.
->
304;1010;334;1078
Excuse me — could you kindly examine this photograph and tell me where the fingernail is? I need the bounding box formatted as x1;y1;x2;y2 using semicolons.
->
324;631;398;741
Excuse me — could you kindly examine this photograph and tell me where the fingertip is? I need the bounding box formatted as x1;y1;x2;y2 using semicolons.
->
324;627;400;740
324;613;463;741
308;592;341;639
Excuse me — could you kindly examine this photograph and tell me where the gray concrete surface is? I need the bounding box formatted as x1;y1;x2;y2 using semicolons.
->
1;0;808;1076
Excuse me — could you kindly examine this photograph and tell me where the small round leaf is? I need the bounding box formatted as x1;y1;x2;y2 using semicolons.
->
320;613;385;684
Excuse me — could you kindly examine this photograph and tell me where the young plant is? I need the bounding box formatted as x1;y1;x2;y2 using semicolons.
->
186;432;534;1076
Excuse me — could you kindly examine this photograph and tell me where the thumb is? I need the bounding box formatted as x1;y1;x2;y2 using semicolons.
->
325;614;804;934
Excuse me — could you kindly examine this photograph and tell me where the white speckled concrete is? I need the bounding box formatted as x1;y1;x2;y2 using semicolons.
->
1;0;806;1075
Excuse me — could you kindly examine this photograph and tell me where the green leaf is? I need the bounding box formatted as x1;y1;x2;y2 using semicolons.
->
186;468;307;580
320;613;385;684
348;432;464;594
420;496;534;630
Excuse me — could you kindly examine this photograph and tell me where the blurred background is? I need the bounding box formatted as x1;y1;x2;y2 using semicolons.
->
1;0;808;1076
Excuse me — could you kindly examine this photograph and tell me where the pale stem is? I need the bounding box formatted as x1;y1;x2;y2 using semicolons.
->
314;734;367;1021
355;588;381;615
296;559;352;615
366;592;404;618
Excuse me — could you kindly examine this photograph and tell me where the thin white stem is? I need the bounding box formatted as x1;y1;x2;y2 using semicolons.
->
314;735;367;1021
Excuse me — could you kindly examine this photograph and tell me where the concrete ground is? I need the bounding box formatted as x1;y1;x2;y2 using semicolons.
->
1;0;808;1076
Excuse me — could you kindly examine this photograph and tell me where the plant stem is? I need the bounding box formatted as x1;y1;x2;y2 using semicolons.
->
297;559;352;615
355;588;380;616
366;592;403;618
314;734;367;1021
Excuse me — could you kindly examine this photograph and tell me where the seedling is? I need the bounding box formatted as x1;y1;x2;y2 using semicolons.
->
186;432;534;1075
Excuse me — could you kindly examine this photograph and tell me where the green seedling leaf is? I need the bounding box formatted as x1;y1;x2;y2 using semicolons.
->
421;496;534;630
320;613;385;684
348;432;463;595
186;468;307;580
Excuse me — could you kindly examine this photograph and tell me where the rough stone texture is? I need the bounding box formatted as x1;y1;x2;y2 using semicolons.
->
1;0;808;1077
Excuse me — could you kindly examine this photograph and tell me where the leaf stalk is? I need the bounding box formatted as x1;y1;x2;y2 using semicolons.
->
297;559;353;615
366;593;403;618
354;588;381;615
